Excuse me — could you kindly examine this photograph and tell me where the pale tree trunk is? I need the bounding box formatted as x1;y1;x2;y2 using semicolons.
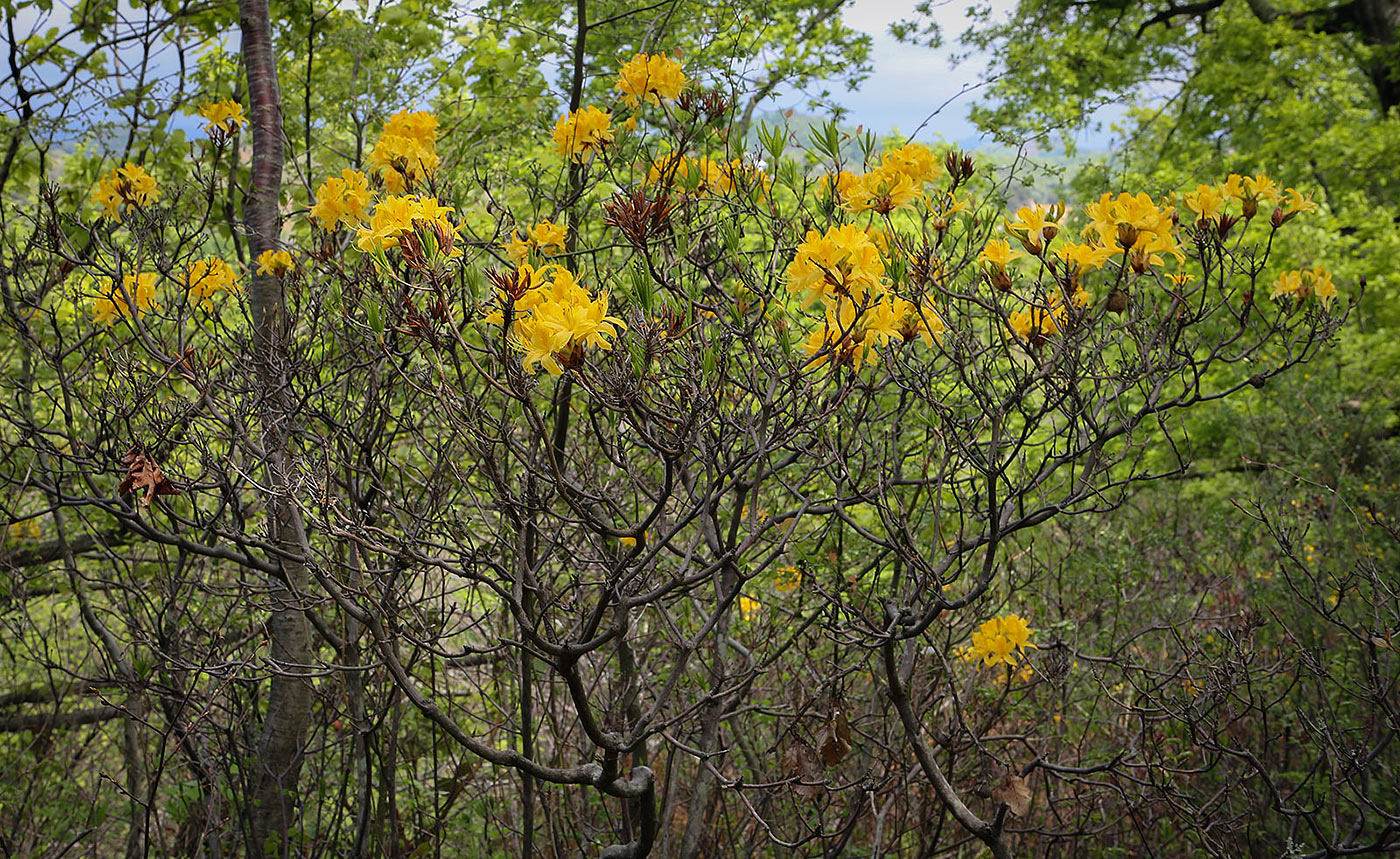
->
237;0;315;855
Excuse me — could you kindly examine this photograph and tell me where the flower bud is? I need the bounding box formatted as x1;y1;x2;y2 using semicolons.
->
1107;288;1128;315
1116;222;1139;250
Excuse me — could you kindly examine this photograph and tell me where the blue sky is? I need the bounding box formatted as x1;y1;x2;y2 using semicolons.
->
768;0;1120;149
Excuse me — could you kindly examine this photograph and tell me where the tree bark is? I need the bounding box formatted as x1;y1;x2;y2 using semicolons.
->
238;1;315;855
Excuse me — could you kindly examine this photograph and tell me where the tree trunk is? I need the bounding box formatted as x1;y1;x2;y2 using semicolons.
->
237;1;315;855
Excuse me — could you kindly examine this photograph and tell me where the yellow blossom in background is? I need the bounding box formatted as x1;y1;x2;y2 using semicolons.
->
528;220;568;255
1272;265;1338;308
367;110;440;193
552;106;613;162
785;224;886;306
969;614;1035;668
184;257;240;304
197;98;248;136
91;162;159;220
773;566;802;594
737;595;762;621
801;298;874;371
93;272;159;325
310;169;373;231
615;53;687;108
820;170;857;199
256;249;294;277
646;153;731;194
1009;299;1068;343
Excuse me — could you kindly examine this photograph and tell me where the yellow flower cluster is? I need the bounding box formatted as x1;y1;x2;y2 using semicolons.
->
503;219;567;265
1270;265;1337;308
615;53;687;109
786;224;943;370
184;257;240;304
93;272;159;325
310;169;373;231
552;106;614;163
645;153;765;195
1184;173;1316;224
969;614;1035;668
354;195;458;256
1082;193;1181;269
92;162;159;220
256;249;295;277
367;110;440;194
197;98;247;136
831;143;943;214
489;264;626;375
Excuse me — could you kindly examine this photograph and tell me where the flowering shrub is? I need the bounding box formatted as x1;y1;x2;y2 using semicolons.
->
5;48;1379;859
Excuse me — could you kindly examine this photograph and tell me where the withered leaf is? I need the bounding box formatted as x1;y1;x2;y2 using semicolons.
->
780;743;824;799
992;774;1033;817
817;707;851;767
117;446;181;508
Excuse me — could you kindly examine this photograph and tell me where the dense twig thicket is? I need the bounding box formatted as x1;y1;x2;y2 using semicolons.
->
1;5;1394;859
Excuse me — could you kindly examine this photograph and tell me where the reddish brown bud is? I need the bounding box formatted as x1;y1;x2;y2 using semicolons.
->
1106;288;1128;315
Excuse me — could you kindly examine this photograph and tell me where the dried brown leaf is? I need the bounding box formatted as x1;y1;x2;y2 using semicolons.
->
992;774;1032;817
817;708;851;767
117;446;181;508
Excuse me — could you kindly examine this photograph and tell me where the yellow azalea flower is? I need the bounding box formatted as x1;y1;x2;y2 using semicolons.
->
979;238;1022;271
1165;271;1196;289
615;53;687;109
1081;192;1181;269
1280;187;1318;218
91;162;159;220
785;224;887;306
1006;202;1064;253
1269;270;1304;302
1054;241;1118;276
1183;183;1227;223
865;295;945;349
367;110;440;193
819;170;857;198
197;98;248;136
184;257;240;304
256;249;294;277
354;195;458;255
503;234;532;266
500;265;625;375
528;220;568;255
310;169;373;231
93;272;159;325
1305;265;1337;308
1223;173;1279;216
969;614;1035;668
801;298;875;371
1274;265;1339;308
552;106;613;163
842;164;922;214
1008;299;1067;343
878;142;942;186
